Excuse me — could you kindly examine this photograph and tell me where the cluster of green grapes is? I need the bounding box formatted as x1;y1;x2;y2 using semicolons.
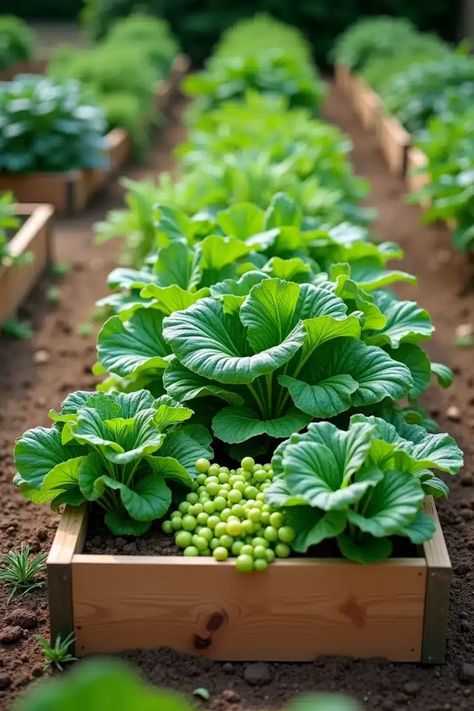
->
161;457;296;573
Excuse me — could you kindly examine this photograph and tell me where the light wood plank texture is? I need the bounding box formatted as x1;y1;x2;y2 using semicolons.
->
334;64;352;95
71;553;426;661
406;146;429;195
47;504;88;641
0;203;53;323
377;112;412;177
0;129;129;214
351;76;382;131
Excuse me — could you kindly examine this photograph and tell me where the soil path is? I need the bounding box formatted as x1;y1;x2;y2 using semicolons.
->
1;85;474;711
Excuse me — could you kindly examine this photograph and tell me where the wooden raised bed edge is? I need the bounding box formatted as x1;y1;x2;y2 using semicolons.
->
0;57;48;82
350;75;382;131
0;128;130;214
154;53;191;114
47;497;451;663
0;203;54;324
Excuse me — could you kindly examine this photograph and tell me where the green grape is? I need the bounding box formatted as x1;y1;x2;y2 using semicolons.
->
240;544;254;557
253;545;267;559
171;511;181;519
228;489;243;503
207;515;220;529
178;501;190;514
196;473;207;485
189;503;203;516
195;458;211;473
196;512;208;526
213;546;228;561
214;496;227;511
269;512;284;528
265;548;275;563
264;464;272;472
193;536;208;551
241;519;255;535
231;540;244;556
205;481;220;496
161;520;172;534
199;527;213;542
208;464;220;476
210;537;220;550
244;486;259;499
171;517;183;531
203;501;215;514
218;471;229;483
236;554;254;572
260;512;270;525
220;508;231;521
182;515;197;532
184;546;199;557
275;542;291;558
264;526;278;543
241;457;255;471
233;480;246;493
219;535;234;549
231;504;245;517
226;519;242;536
248;508;261;523
214;521;227;537
278;526;296;543
254;558;268;572
175;531;193;548
252;537;268;548
186;492;199;505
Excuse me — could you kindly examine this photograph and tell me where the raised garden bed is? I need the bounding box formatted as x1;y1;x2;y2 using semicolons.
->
0;203;53;324
334;63;353;95
350;75;382;131
377;111;412;177
154;54;191;113
0;128;130;214
47;497;450;664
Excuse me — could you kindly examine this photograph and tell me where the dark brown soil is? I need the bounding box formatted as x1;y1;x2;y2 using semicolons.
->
1;85;474;711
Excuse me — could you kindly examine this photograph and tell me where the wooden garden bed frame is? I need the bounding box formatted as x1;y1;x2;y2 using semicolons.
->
47;497;451;664
0;203;54;324
154;54;191;113
0;128;131;214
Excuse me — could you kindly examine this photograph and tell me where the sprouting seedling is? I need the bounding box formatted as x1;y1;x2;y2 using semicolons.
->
37;632;77;671
1;317;33;340
0;544;47;604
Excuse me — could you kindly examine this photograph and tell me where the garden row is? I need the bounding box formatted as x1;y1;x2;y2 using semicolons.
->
14;15;463;664
0;14;187;212
333;16;474;251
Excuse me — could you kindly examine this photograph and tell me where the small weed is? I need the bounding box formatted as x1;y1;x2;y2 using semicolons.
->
37;632;77;671
52;260;71;277
1;318;33;339
76;322;94;338
46;285;61;304
0;544;47;604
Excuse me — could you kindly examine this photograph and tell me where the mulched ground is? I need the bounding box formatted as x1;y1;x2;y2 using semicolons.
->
0;85;473;711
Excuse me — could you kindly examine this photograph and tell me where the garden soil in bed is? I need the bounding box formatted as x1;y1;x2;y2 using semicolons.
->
1;86;474;710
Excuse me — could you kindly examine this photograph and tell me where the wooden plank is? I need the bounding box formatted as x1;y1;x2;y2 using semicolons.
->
406;146;430;195
422;497;452;663
334;64;352;94
0;172;80;213
378;112;412;177
47;505;88;646
0;204;54;323
351;76;382;131
71;552;426;661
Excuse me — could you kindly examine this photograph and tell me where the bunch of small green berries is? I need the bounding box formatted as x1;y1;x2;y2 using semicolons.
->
162;457;295;573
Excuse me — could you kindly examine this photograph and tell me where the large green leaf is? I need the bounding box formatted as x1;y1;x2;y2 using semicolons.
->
163;297;305;385
265;192;302;228
283;506;347;553
151;240;202;289
97;310;171;377
216;202;265;238
212;405;312;443
163;360;244;405
385;344;431;399
348;258;417;290
139;284;209;315
337;532;393;563
155;428;213;477
365;295;433;348
14;426;84;490
280;338;412;418
347;470;424;537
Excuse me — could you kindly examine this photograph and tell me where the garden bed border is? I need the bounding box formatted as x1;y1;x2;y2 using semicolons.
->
0;203;54;324
47;497;451;664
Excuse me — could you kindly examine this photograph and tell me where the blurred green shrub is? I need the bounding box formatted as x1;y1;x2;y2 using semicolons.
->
0;15;35;70
0;75;107;172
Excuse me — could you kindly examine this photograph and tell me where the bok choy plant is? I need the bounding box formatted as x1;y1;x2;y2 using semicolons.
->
14;390;212;535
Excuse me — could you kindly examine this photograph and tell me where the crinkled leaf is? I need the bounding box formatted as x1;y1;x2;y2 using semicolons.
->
283;506;347;552
212;405;312;444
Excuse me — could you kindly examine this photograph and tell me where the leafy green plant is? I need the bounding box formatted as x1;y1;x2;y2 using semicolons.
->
381;53;474;134
37;632;77;671
14;390;213;535
1;317;33;339
0;190;18;265
332;16;418;70
266;415;462;562
0;75;108;173
0;544;47;603
0;15;35;70
184;51;325;116
410;104;474;250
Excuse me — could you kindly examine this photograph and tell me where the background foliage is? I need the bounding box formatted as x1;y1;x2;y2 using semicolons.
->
0;0;458;66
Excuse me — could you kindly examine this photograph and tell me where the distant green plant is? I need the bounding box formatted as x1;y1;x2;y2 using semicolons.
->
0;544;47;603
0;75;108;173
1;318;34;339
0;15;35;70
332;16;417;70
37;632;77;671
